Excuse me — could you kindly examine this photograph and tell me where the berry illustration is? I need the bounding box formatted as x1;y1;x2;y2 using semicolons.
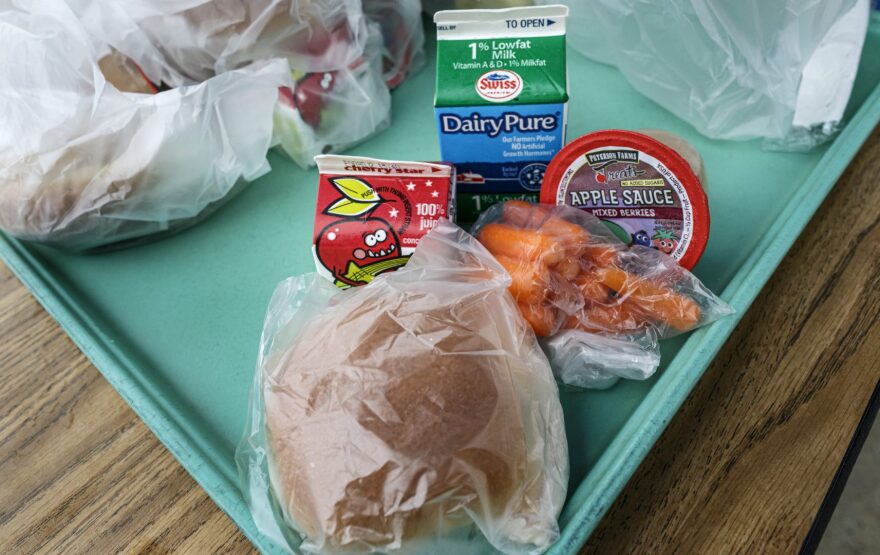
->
631;229;652;247
294;71;336;129
315;218;402;287
315;176;414;287
652;229;679;254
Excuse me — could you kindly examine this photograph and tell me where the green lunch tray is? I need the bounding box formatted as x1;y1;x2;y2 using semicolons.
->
3;16;880;555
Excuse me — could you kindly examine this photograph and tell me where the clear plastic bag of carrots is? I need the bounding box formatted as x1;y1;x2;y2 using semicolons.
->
472;201;733;388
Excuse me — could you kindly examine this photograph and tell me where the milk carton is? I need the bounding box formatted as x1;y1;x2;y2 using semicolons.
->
434;5;569;221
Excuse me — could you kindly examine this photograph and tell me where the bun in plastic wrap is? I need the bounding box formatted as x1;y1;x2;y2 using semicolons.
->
238;220;568;554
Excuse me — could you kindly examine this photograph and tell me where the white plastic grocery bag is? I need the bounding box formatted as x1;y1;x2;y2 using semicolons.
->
0;1;291;250
544;0;870;149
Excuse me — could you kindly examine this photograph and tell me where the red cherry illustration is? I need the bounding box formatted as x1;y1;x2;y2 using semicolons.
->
315;218;402;286
278;85;295;109
295;71;336;129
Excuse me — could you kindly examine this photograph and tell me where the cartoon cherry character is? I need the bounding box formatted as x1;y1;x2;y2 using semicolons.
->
651;229;679;255
315;218;403;287
278;71;336;130
294;72;335;128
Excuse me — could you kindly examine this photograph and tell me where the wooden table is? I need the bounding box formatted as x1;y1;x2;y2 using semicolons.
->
2;126;879;554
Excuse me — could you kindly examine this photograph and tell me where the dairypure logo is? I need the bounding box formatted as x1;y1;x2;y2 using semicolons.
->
440;111;558;137
475;70;523;103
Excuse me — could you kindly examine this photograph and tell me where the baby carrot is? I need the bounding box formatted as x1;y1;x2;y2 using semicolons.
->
502;200;590;245
495;254;551;305
581;243;619;267
596;267;701;331
538;215;589;244
502;199;547;228
518;301;558;337
563;299;649;334
552;257;582;281
478;222;564;265
574;270;612;305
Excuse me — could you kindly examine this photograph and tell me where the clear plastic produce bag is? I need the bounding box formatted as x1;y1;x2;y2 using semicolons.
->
74;0;371;85
543;331;661;390
542;0;871;149
74;0;404;166
472;201;733;388
363;0;425;88
237;220;568;554
273;26;391;167
0;2;291;250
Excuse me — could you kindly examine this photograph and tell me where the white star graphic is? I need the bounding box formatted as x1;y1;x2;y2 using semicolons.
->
431;190;439;198
389;207;399;218
405;182;416;191
425;180;433;187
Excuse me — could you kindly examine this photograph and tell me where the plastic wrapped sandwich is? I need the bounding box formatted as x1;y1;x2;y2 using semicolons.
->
238;220;568;554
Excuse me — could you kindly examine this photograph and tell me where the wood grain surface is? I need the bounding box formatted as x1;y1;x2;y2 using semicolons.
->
1;126;879;554
585;125;880;554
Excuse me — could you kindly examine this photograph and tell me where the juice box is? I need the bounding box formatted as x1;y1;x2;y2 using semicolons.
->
433;5;569;222
312;155;455;288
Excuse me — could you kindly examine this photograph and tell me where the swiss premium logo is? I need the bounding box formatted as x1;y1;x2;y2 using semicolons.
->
475;70;523;102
